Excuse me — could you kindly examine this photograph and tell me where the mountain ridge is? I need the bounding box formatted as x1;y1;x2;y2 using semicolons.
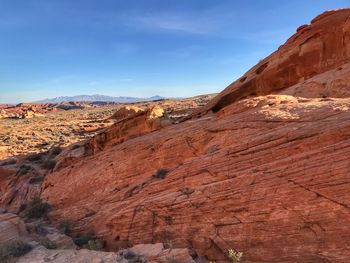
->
35;94;166;103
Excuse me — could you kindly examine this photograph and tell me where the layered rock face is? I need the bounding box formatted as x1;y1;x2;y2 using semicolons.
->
54;106;171;171
36;9;350;262
191;8;350;117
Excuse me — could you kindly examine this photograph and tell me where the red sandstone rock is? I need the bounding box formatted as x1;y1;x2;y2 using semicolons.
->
41;95;350;262
54;105;171;171
0;213;28;245
38;9;350;262
190;8;350;118
2;8;350;263
110;106;144;120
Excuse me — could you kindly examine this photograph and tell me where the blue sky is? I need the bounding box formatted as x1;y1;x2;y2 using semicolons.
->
0;1;349;103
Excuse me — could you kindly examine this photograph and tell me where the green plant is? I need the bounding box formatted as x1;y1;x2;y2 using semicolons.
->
85;240;104;251
73;233;104;251
0;158;17;166
41;159;56;170
28;176;44;184
26;153;44;162
39;237;56;249
0;241;32;262
26;197;51;219
73;233;94;247
153;168;169;179
50;147;62;156
166;257;178;263
16;164;31;176
58;221;72;235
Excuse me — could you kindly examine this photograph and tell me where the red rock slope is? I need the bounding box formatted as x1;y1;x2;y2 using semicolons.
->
41;9;350;262
190;8;350;117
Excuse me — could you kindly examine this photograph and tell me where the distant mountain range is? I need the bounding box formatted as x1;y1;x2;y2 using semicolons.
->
35;94;165;103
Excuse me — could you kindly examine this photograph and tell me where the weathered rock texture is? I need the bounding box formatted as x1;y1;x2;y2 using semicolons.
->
0;213;28;245
17;243;195;263
6;8;350;263
191;8;350;117
42;94;350;262
54;106;171;171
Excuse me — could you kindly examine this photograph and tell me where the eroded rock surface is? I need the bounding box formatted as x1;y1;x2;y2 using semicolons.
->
2;8;350;263
41;95;350;262
54;106;171;171
191;8;350;117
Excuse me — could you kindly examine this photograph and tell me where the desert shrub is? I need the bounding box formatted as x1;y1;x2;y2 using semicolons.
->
166;257;178;263
0;158;17;166
26;197;51;219
28;176;44;184
49;147;62;157
39;237;56;249
41;159;56;170
85;239;104;251
16;164;31;176
26;153;44;162
153;168;169;179
73;233;94;247
0;241;32;261
58;221;72;235
73;233;104;251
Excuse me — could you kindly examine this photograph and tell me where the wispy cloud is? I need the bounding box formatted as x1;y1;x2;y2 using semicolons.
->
158;45;204;58
112;43;139;56
122;13;212;34
51;74;78;83
237;28;296;45
119;6;238;36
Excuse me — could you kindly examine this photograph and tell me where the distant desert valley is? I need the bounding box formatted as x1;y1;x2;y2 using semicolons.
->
1;8;350;263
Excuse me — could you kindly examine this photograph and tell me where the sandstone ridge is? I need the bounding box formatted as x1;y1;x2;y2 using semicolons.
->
2;9;350;263
190;8;350;118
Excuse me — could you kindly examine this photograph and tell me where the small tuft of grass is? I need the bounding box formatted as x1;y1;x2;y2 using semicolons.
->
49;147;62;157
28;176;44;184
16;164;31;176
0;241;32;262
167;257;178;263
58;221;72;235
26;197;51;219
26;153;44;162
73;233;104;251
0;158;17;166
153;168;169;179
39;237;56;249
85;239;104;251
41;159;56;170
73;233;94;247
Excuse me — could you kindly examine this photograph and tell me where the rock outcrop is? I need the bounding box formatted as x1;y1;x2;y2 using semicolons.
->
54;106;171;171
190;8;350;118
2;8;350;263
0;212;194;263
42;94;350;262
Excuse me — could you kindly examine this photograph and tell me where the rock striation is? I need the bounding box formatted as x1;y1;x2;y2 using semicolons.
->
190;8;350;118
42;94;350;262
3;8;350;263
40;9;350;262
